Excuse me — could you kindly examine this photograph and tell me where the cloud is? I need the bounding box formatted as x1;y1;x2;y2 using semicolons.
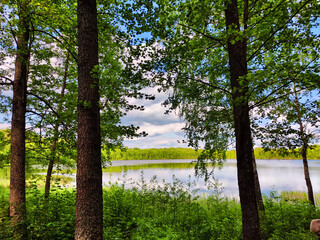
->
122;86;188;148
0;123;10;129
138;122;184;137
124;133;188;149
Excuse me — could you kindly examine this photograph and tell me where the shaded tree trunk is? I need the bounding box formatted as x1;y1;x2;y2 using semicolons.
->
225;0;261;239
293;87;315;206
252;146;265;212
74;0;103;239
44;52;69;203
10;1;30;239
301;143;315;205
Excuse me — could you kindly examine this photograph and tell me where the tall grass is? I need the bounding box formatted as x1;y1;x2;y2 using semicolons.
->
0;174;319;239
281;191;320;206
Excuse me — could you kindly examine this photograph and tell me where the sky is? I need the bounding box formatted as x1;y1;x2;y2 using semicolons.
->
121;87;189;149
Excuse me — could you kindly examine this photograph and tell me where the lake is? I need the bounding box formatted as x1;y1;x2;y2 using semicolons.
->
62;159;320;198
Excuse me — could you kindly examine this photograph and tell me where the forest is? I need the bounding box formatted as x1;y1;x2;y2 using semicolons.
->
0;0;320;239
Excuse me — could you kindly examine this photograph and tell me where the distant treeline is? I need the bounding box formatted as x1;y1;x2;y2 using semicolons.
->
108;145;320;161
107;147;200;160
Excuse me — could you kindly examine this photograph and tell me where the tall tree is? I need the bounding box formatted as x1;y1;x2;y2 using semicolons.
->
224;1;260;238
123;0;319;238
75;0;103;239
255;84;320;206
10;1;30;238
44;51;70;203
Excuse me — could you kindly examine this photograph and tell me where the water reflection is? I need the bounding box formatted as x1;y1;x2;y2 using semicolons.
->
68;159;320;198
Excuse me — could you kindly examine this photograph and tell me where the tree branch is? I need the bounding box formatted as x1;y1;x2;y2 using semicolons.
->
185;76;231;95
0;76;14;85
27;91;67;127
178;23;226;48
247;0;313;63
250;56;317;109
32;29;78;63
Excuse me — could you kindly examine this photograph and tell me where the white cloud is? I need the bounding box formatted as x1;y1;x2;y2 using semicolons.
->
0;123;10;129
138;122;184;137
122;86;188;149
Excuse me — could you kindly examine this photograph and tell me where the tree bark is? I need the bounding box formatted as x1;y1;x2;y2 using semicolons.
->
10;1;30;239
75;0;103;239
293;87;315;206
44;51;69;203
225;0;261;239
252;145;265;212
301;143;315;205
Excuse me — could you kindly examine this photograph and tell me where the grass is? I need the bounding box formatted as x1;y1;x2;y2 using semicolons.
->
0;167;74;188
1;175;320;240
281;191;320;206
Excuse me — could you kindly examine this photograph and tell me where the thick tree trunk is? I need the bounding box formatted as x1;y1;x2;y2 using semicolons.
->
44;52;69;203
10;2;29;239
225;0;261;239
75;0;103;239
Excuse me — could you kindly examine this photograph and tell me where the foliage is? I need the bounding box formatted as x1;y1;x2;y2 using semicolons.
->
254;146;320;160
107;147;201;160
0;129;10;168
254;87;320;153
26;182;76;240
0;179;319;239
107;146;320;161
261;191;319;240
120;0;320;181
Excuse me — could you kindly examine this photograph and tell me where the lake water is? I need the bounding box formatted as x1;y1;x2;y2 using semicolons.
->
64;159;320;198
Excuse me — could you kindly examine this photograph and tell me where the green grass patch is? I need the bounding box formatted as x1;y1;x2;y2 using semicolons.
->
1;177;320;239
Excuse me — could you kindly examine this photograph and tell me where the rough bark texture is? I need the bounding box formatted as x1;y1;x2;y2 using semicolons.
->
44;52;69;203
225;0;261;239
10;2;29;239
74;0;103;239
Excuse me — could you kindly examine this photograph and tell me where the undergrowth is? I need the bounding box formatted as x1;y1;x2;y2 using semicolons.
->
0;175;319;240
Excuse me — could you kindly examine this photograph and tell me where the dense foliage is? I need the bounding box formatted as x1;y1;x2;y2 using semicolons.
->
107;146;320;160
1;128;320;166
0;181;319;240
0;0;319;238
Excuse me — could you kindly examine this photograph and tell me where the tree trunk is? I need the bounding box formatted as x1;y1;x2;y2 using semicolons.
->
225;0;261;239
75;0;103;239
302;143;315;205
10;1;30;239
252;146;265;212
44;52;69;203
293;87;315;206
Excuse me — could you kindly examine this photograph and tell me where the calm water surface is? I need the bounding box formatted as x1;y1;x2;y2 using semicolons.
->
65;159;320;198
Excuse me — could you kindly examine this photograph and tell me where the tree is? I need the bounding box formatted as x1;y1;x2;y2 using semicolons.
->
75;0;103;239
9;1;30;238
124;0;319;238
224;1;261;238
44;51;70;202
255;84;320;206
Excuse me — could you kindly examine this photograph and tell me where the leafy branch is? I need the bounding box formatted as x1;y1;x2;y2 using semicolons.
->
247;0;313;62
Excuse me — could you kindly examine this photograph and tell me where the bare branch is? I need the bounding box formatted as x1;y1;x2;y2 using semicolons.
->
0;76;14;85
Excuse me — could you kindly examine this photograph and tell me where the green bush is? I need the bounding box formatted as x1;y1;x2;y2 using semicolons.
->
0;180;319;239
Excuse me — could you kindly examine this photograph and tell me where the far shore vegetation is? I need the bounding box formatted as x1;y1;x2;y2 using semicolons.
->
105;146;320;161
